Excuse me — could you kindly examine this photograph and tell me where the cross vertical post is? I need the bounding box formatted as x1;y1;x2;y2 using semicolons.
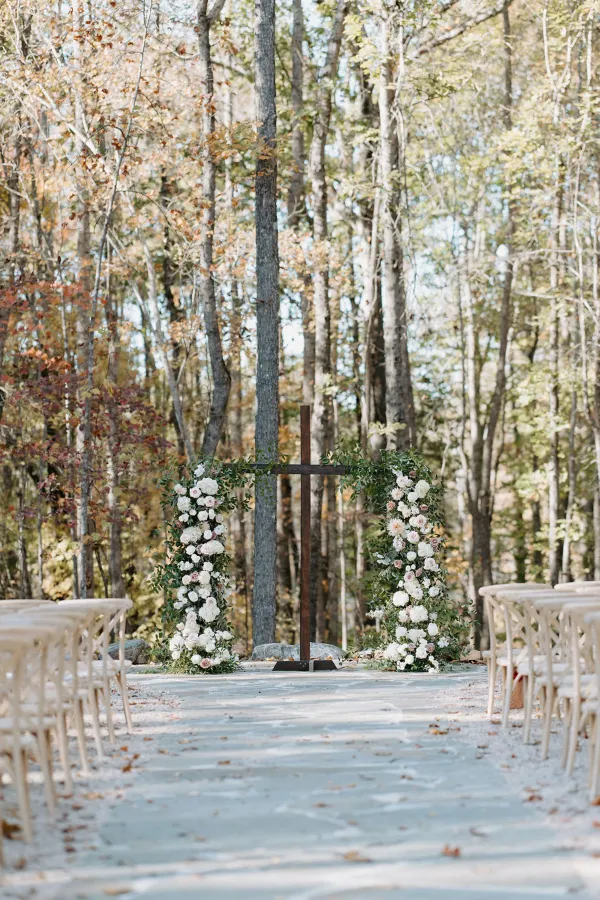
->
299;404;311;663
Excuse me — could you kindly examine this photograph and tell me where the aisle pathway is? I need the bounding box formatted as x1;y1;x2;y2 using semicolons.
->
5;667;598;899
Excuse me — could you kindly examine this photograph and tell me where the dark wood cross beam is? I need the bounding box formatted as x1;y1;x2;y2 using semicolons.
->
250;405;348;672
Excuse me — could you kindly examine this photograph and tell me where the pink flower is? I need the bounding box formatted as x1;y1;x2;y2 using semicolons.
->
420;504;429;512
204;497;216;508
191;572;200;582
415;568;423;577
394;560;403;569
387;501;396;511
200;658;212;669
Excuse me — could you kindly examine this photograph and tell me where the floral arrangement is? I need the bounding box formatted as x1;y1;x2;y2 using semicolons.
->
328;446;466;671
153;459;251;674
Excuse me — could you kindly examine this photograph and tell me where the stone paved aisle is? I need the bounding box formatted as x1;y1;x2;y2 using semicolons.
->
3;668;598;899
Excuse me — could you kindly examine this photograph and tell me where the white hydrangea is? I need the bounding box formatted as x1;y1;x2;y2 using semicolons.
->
180;526;204;545
198;597;219;623
393;591;410;607
201;540;225;556
197;477;219;495
409;605;429;623
177;496;191;512
383;642;401;661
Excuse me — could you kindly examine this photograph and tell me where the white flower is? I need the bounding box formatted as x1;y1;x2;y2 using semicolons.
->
393;536;405;551
203;529;213;540
214;525;225;535
424;558;438;571
187;590;199;603
414;515;428;531
409;604;429;623
169;633;185;651
182;574;192;585
416;644;428;659
177;496;191;512
201;540;225;556
174;483;187;495
205;639;216;652
427;623;439;636
397;502;411;518
383;642;401;661
177;587;188;601
198;510;208;521
388;519;405;537
397;610;409;623
171;650;181;660
396;474;412;488
216;515;223;524
396;626;408;639
194;464;205;477
407;530;419;544
180;526;204;544
404;571;416;583
189;486;201;499
429;586;440;597
198;477;219;495
417;541;434;558
391;487;404;501
407;585;424;600
203;561;214;571
407;551;417;562
437;637;449;648
178;513;189;523
429;612;438;621
191;554;200;563
191;654;202;665
407;491;417;503
405;654;414;665
198;571;211;585
198;587;211;599
408;628;426;642
198;597;219;623
414;480;430;498
393;591;410;607
185;545;197;556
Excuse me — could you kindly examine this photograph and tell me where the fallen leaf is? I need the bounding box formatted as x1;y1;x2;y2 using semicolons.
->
119;746;128;752
103;890;131;897
218;760;231;766
469;827;487;838
591;797;600;806
2;820;21;839
143;737;153;742
429;727;449;735
342;850;372;863
82;792;104;800
442;845;461;857
525;794;543;802
313;802;330;808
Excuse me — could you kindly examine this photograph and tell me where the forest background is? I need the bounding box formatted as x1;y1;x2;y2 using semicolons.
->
1;0;598;652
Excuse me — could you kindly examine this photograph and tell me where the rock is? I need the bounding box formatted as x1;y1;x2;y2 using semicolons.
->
107;638;151;665
251;642;343;661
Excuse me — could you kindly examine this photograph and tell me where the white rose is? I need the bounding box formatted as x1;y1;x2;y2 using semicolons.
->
198;510;208;521
214;525;225;535
408;628;426;642
186;545;196;556
407;491;417;503
429;585;440;597
415;480;430;498
194;464;205;477
416;645;428;659
171;650;181;660
198;587;211;599
397;610;409;623
199;571;211;585
407;530;419;544
178;513;189;523
409;605;429;623
203;561;214;571
191;554;200;563
405;654;414;665
427;623;439;636
418;542;434;558
393;591;410;607
201;540;225;556
174;484;186;495
189;486;200;498
191;654;201;665
424;558;438;571
187;590;199;603
198;477;219;495
407;551;417;561
182;575;191;585
393;537;405;551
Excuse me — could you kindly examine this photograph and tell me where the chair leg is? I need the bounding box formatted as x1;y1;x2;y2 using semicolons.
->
102;685;116;745
89;688;104;758
561;699;572;768
590;716;600;801
523;674;534;743
35;729;56;817
542;684;554;759
116;672;134;733
13;747;33;842
502;666;513;728
566;698;581;776
56;713;73;794
73;698;90;774
487;659;497;719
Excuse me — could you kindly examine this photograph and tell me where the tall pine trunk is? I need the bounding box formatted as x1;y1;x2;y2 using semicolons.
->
253;0;280;645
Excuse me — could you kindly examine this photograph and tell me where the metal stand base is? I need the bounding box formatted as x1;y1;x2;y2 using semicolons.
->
272;659;338;672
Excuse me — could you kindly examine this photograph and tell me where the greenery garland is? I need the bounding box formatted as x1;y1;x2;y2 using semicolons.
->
328;446;467;671
152;447;466;674
152;458;252;674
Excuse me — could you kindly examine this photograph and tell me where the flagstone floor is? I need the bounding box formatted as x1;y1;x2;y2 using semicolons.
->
2;665;599;899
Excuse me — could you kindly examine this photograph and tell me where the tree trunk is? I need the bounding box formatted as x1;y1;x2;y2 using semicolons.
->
308;0;347;640
198;1;231;458
253;0;280;646
378;13;415;450
105;261;125;598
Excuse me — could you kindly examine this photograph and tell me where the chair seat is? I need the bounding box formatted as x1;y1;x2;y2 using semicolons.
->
557;675;596;700
0;714;55;732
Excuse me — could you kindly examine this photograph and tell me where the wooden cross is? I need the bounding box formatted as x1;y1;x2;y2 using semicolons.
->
252;404;348;671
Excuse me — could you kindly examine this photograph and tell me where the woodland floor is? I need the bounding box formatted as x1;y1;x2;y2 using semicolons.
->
1;665;600;899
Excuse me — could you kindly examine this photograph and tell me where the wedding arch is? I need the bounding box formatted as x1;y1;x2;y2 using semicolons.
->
153;406;465;674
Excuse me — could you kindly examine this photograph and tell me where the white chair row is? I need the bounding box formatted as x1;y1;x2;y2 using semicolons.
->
0;597;134;863
481;581;600;798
